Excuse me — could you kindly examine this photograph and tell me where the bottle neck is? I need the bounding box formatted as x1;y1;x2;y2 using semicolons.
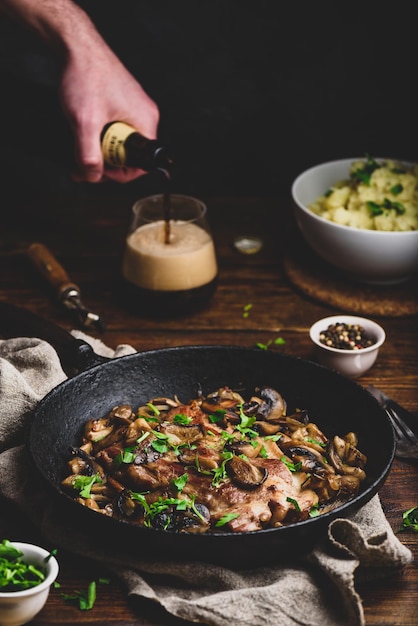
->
101;122;172;173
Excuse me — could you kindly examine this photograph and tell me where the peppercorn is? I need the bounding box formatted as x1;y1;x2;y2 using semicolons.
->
319;322;375;350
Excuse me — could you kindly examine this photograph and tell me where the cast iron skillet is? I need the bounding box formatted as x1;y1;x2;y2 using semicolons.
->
0;303;395;567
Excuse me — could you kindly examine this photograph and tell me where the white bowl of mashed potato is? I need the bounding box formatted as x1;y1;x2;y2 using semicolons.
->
291;157;418;284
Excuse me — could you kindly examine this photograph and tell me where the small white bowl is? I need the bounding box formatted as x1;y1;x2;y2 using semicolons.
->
292;158;418;285
0;541;59;626
309;315;386;378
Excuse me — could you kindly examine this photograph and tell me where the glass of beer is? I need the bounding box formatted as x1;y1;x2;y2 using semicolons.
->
122;194;218;316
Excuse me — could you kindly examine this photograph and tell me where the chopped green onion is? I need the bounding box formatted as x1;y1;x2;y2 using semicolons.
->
0;539;46;592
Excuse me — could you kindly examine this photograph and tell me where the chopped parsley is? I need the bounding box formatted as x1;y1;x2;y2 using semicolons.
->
209;409;226;423
367;198;406;216
215;513;240;527
351;154;381;186
211;451;234;487
74;473;102;498
173;413;193;425
151;430;169;454
129;492;204;527
390;183;403;195
398;506;418;532
172;473;188;492
114;447;136;466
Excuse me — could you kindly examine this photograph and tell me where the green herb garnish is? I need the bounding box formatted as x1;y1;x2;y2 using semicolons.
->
390;183;403;195
62;580;97;610
398;506;418;532
0;539;46;591
173;413;193;425
256;337;286;350
367;198;406;217
113;446;136;466
172;473;188;492
146;402;160;416
151;430;169;454
209;409;226;423
215;513;240;527
211;451;234;487
286;497;301;511
309;504;320;518
281;456;302;472
73;473;102;498
351;154;381;186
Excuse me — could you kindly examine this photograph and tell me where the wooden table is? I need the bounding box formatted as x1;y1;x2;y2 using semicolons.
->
1;191;417;625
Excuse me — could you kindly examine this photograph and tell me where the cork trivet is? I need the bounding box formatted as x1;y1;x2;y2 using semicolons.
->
282;235;418;318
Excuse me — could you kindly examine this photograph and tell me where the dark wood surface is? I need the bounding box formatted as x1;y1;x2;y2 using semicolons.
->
1;191;417;625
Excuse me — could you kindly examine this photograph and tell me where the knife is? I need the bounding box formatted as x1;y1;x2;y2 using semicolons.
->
27;242;106;332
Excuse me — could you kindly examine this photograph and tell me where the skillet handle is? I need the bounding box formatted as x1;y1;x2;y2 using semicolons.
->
0;301;109;376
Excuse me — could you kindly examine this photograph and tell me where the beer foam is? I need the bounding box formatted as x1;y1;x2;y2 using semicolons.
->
123;220;218;291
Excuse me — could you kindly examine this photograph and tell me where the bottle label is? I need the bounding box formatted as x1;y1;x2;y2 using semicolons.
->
101;122;135;167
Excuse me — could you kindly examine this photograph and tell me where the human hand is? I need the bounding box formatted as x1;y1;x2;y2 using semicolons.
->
60;34;160;183
0;0;161;184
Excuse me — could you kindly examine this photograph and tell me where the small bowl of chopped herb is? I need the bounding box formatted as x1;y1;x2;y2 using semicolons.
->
309;314;386;378
0;539;59;626
291;157;418;284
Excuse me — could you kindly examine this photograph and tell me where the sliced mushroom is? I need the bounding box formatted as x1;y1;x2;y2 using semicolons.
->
162;422;204;446
254;421;282;436
148;397;180;411
69;446;105;478
92;424;129;452
150;501;211;534
176;503;211;534
84;417;113;443
253;387;287;421
226;455;268;489
282;445;328;475
201;387;245;417
343;437;367;468
227;438;262;458
327;437;366;480
339;474;361;497
180;444;220;470
125;417;153;446
116;489;143;518
109;404;134;423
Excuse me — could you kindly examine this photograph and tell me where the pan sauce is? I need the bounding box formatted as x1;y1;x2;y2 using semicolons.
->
61;386;367;533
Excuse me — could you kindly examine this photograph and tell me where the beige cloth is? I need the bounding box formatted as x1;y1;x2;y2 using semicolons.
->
0;335;413;626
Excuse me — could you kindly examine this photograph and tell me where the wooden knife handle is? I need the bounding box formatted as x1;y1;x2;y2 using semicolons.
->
28;242;79;299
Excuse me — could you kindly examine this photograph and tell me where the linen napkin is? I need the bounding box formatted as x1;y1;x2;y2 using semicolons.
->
0;335;412;626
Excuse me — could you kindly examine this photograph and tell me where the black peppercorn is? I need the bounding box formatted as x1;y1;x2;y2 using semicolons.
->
319;322;375;350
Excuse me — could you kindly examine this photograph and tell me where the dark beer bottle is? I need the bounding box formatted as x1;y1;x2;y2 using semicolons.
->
101;121;172;173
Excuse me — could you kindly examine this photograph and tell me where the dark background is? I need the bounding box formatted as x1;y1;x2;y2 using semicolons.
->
0;1;416;204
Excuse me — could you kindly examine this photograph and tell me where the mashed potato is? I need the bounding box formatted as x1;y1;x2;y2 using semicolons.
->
309;157;418;231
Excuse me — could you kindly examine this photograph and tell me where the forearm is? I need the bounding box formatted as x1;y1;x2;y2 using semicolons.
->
0;0;103;59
